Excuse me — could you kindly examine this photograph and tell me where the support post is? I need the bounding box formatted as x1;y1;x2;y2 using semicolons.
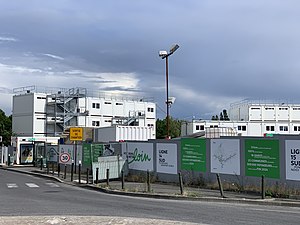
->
216;173;225;198
261;175;265;199
178;172;184;195
147;170;151;192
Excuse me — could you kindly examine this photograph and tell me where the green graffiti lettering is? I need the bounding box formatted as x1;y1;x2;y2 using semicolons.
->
128;148;151;164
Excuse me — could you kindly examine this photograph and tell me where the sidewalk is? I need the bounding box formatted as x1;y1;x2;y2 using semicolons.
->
2;165;300;207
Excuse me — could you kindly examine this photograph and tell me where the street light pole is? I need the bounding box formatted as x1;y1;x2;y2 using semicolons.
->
165;56;170;139
159;44;179;139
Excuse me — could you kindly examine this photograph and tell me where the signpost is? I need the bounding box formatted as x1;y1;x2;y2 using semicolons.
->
70;127;83;141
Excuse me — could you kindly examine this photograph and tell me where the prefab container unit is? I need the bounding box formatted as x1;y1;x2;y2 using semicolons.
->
12;86;156;139
181;120;300;137
94;125;155;142
11;136;60;165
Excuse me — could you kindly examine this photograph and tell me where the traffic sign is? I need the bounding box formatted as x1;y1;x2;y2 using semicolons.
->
70;127;83;141
60;152;71;164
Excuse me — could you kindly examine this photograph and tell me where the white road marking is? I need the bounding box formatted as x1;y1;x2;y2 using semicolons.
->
251;208;300;214
7;183;18;188
45;183;60;188
25;183;39;188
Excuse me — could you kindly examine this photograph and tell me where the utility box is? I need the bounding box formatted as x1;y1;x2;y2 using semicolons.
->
94;125;155;142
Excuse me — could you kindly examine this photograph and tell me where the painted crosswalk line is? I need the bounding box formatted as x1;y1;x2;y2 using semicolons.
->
7;183;18;188
25;183;39;188
45;183;60;188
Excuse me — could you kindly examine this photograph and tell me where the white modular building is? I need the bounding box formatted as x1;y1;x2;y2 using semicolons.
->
182;100;300;137
12;86;156;138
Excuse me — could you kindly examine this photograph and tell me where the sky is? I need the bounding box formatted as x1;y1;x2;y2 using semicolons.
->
1;0;300;120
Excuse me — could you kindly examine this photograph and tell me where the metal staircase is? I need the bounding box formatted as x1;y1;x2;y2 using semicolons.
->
46;87;87;136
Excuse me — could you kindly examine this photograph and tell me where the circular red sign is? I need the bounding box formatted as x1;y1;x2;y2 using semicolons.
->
60;153;71;163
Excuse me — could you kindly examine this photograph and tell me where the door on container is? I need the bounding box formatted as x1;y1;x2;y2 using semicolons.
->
34;142;46;166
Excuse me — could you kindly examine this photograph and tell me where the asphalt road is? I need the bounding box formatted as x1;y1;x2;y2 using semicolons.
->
0;170;300;225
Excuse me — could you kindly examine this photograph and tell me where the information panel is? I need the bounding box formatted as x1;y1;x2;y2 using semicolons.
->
156;143;177;174
285;140;300;181
245;139;280;179
211;139;240;175
181;138;206;172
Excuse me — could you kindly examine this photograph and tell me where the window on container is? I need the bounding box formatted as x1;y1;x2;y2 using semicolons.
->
92;121;99;126
280;126;288;131
238;126;241;131
242;126;246;131
266;126;274;131
200;125;204;130
116;103;123;105
294;126;300;131
104;102;112;104
279;108;288;110
251;108;260;110
147;107;153;112
92;103;95;108
196;125;200;130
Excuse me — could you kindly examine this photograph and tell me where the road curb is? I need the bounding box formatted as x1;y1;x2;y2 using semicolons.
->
3;167;300;208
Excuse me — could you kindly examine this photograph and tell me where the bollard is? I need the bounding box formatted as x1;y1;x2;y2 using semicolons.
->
7;154;10;166
64;164;67;179
71;161;74;182
78;161;81;184
121;170;125;190
96;168;99;184
178;172;184;195
52;162;55;175
40;157;43;170
86;168;89;184
106;169;110;187
46;161;49;174
58;164;61;178
216;173;225;198
261;175;265;199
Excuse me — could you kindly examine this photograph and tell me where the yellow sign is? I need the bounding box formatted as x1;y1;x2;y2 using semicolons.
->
70;127;83;141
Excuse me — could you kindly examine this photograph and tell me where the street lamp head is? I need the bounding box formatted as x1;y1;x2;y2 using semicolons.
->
159;50;168;58
169;44;179;54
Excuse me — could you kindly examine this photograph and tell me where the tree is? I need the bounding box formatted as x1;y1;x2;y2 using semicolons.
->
156;117;182;139
220;112;224;121
223;109;230;121
211;109;230;121
0;110;12;146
